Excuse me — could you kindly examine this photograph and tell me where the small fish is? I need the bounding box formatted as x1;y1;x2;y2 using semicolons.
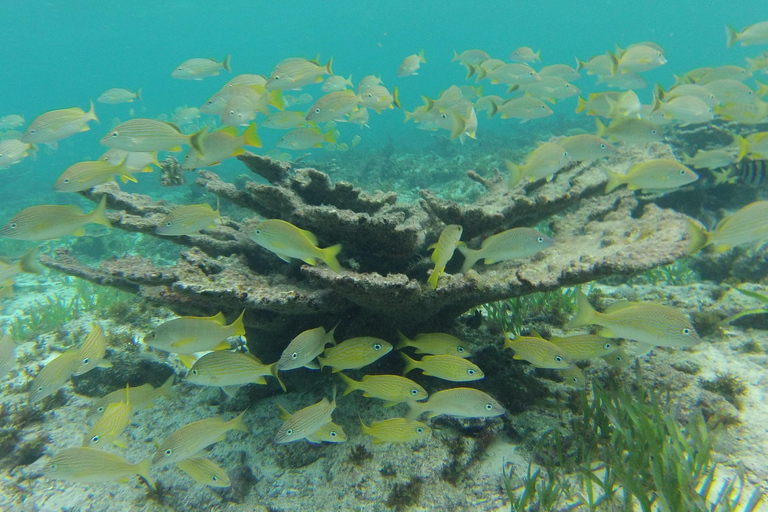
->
249;219;342;272
224;74;267;89
506;142;572;187
0;247;43;286
0;114;25;130
727;21;768;47
101;118;205;153
548;334;619;361
1;196;111;241
652;96;713;126
276;404;346;444
306;90;361;123
504;333;574;369
697;65;752;84
153;411;249;466
143;310;245;357
604;90;641;118
405;387;505;421
595;117;663;144
702;79;755;104
361;85;400;113
602;346;633;368
576;91;620;116
338;373;427;405
604;158;698;193
43;447;154;487
182;123;261;169
172;55;231;80
262;111;310;130
98;88;142;104
609;44;666;74
276;127;337;150
721;158;768;185
73;322;110;376
0;138;34;169
745;132;768;159
520;76;580;102
172;107;200;125
746;52;768;72
509;46;541;63
566;288;701;353
682;146;742;170
557;134;616;163
494;96;553;122
186;351;285;394
54;156;143;192
351;134;362;146
322;74;354;92
539;64;580;82
156;202;221;236
452;49;491;76
398;49;426;77
317;337;393;372
22;101;98;144
357;75;384;94
360;417;431;444
100;149;160;174
176;457;230;487
576;53;614;76
394;331;471;358
266;57;333;90
277;325;337;371
428;224;463;289
458;227;553;272
219;87;273;127
560;366;587;388
274;391;336;444
93;376;176;414
401;353;484;382
29;348;80;403
0;333;15;377
687;200;768;254
84;385;131;447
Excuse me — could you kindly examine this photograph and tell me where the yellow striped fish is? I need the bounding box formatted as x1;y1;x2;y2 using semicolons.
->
186;350;285;393
176;457;230;487
84;385;132;447
1;196;111;241
143;310;246;356
101;118;205;153
0;332;15;377
428;224;463;289
405;388;505;421
277;404;346;444
54;157;139;192
73;322;111;376
360;417;431;444
172;55;231;80
43;447;154;487
560;366;587;388
504;333;574;369
93;375;176;414
317;337;392;372
548;334;619;361
274;391;336;444
394;331;472;358
155;201;221;236
401;353;484;382
687;201;768;254
277;324;337;371
266;56;333;91
29;348;81;403
602;347;633;368
0;248;43;286
249;219;342;273
153;411;249;466
338;373;427;405
22;101;98;144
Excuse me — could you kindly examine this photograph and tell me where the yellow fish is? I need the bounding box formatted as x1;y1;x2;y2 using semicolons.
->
0;247;43;286
100;148;160;174
458;227;553;273
727;21;768;47
182;123;261;170
687;201;768;254
172;55;231;80
405;387;505;421
274;391;336;443
186;350;285;394
602;347;633;368
504;333;573;369
143;310;245;359
266;56;333;90
306;90;361;123
0;138;35;169
276;127;337;149
360;85;400;113
338;373;427;405
0;332;15;378
262;110;311;130
176;457;230;487
43;447;154;487
558;135;616;163
73;322;111;376
101;118;205;153
548;333;619;361
560;366;587;388
604;159;698;193
29;348;81;403
277;325;337;371
22;101;98;144
398;49;426;77
55;156;144;192
153;411;249;466
1;196;111;241
84;385;132;447
322;74;354;92
317;337;392;372
595;117;663;144
250;219;342;272
276;404;346;444
93;375;176;414
428;224;463;289
98;88;142;104
506;142;572;187
156;201;221;236
394;331;472;358
401;353;484;382
360;417;431;444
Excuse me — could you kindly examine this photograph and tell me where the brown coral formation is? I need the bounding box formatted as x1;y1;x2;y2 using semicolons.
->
40;144;693;335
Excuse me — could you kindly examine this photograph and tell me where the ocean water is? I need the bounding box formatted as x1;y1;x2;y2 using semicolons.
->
1;1;768;511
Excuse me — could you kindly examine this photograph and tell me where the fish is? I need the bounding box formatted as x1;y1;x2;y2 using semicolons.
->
504;333;574;369
405;387;505;421
276;404;346;444
697;65;752;84
172;107;200;125
357;75;383;94
101;118;205;153
0;247;43;286
557;134;616;163
73;322;111;376
682;146;742;170
274;391;336;444
54;156;145;192
186;350;285;394
84;385;131;447
719;158;768;185
520;76;580;102
98;88;142;104
0;114;25;130
155;202;221;236
276;127;337;149
182;123;261;169
93;376;176;414
306;90;361;123
21;101;98;144
99;149;160;174
0;333;15;377
560;366;587;388
317;337;393;372
566;288;701;353
43;447;154;487
428;224;463;289
604;159;698;193
687;200;768;254
595;117;663;144
394;331;472;358
277;325;337;371
602;347;633;369
338;373;427;405
360;85;400;113
657;83;719;107
576;91;621;116
506;142;572;187
249;219;342;272
153;411;249;466
172;55;231;80
452;49;491;78
360;417;431;444
494;96;553;122
726;21;768;47
548;333;619;361
652;96;714;126
509;46;541;63
745;132;768;158
29;348;81;403
176;457;230;487
458;227;553;272
539;64;580;82
604;90;641;118
224;74;267;89
262;111;310;130
0;138;35;169
266;56;333;90
398;50;426;77
401;353;484;382
322;75;354;92
143;310;245;359
702;79;756;104
576;53;614;76
1;196;111;241
609;44;666;73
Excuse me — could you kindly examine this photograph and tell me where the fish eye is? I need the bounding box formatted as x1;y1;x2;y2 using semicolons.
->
291;352;298;359
177;67;182;71
9;223;17;229
274;76;280;80
255;229;261;235
467;369;475;375
416;427;424;433
50;463;56;470
541;105;546;109
149;332;156;338
314;108;321;113
166;221;172;226
29;129;36;134
562;151;568;157
212;475;218;481
457;347;465;353
600;143;606;149
330;431;337;437
37;386;43;392
286;429;293;436
683;328;691;335
651;129;657;134
485;404;493;410
97;407;104;413
191;369;197;375
373;343;382;350
537;236;544;242
82;357;90;365
91;435;99;443
64;178;69;183
110;132;118;137
410;389;419;395
680;170;685;175
616;355;624;361
165;449;172;456
604;343;612;349
229;110;235;115
555;356;563;362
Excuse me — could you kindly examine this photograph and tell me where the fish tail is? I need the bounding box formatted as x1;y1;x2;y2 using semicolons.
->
323;129;337;145
725;25;739;48
403;110;414;123
268;90;284;110
88;196;112;228
734;134;749;162
18;247;43;275
418;48;426;63
653;83;665;102
565;287;597;329
189;127;208;155
135;88;143;101
222;54;232;72
608;51;619;75
135;456;156;489
505;159;525;189
317;355;328;369
394;330;411;351
575;96;587;114
488;97;499;118
392;86;401;109
325;57;334;76
270;362;287;392
404;401;424;422
448;111;466;141
359;415;371;435
603;168;625;193
338;372;358;396
86;99;99;123
227;410;250;433
575;57;586;71
685;219;711;255
595;118;608;138
321;244;342;272
457;244;481;273
325;322;339;346
400;352;418;375
230;309;246;337
243;122;261;148
427;267;440;289
473;64;485;81
157;375;178;401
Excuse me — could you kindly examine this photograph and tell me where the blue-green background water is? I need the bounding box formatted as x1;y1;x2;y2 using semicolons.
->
0;0;765;211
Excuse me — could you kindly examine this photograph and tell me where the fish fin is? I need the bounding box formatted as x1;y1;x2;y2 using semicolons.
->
598;327;616;337
170;336;198;348
213;340;231;351
383;401;399;408
158;375;177;401
112;435;129;449
168;145;182;152
268;90;285;110
304;360;320;370
400;352;418;375
255;376;267;385
685;219;710;255
505;159;525;189
337;372;358;396
725;25;739;48
222;54;231;72
72;227;86;236
325;57;333;76
321;244;343;272
303;256;317;266
565;287;597;329
98;359;112;369
229;309;246;337
19;248;43;274
427;267;440;289
603;168;626;193
243;122;261;148
88;195;112;229
135;457;156;489
316;355;327;369
394;330;411;351
226;410;250;433
457;244;481;273
120;173;138;183
177;353;197;369
210;311;226;325
373;438;382;444
404;401;424;422
276;404;292;421
392;86;401;109
189;127;208;155
270;362;286;392
135;88;143;101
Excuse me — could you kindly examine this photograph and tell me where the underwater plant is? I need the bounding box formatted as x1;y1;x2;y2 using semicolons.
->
481;287;579;336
